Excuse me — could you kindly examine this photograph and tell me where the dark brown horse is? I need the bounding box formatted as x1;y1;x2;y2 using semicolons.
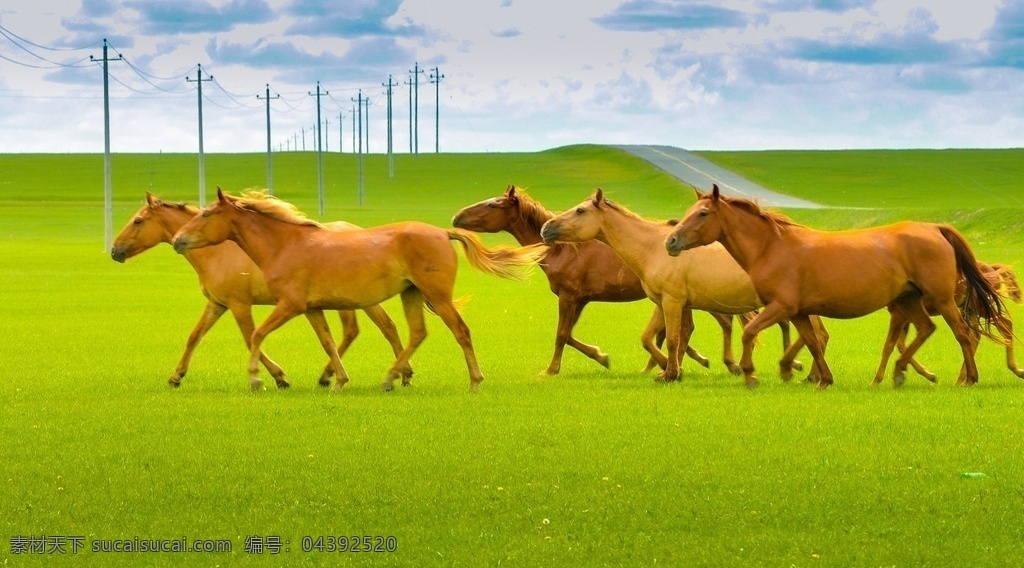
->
173;189;544;392
666;185;1006;387
453;185;792;376
111;192;407;387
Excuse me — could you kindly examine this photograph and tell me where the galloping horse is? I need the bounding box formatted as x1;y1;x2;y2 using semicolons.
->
453;185;757;375
111;192;406;388
540;188;821;385
173;189;544;392
665;185;1005;387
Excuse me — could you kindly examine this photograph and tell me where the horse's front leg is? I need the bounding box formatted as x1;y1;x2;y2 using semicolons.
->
657;297;688;382
306;310;350;391
248;302;301;391
169;300;227;387
739;302;794;389
640;304;669;373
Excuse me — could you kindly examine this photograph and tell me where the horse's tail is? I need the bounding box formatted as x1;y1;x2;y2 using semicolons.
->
940;226;1008;343
987;263;1023;303
447;229;546;282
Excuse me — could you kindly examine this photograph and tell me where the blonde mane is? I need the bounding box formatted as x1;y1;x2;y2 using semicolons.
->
717;193;802;233
231;190;324;228
601;197;676;226
509;186;555;234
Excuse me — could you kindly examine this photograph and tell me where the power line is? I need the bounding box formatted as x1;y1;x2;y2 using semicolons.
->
0;24;100;51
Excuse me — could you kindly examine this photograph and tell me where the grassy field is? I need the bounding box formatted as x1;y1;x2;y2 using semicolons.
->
2;146;1024;566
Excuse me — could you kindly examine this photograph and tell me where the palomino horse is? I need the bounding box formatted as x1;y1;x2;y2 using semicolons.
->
172;189;544;392
879;261;1023;385
453;185;764;375
665;185;1006;387
540;188;822;384
111;192;407;388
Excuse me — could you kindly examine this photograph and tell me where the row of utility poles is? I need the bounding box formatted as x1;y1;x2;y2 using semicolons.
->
95;32;446;250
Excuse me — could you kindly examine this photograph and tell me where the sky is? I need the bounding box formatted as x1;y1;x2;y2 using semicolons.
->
0;0;1022;153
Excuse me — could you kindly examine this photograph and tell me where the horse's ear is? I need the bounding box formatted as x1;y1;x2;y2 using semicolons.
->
592;188;604;207
506;185;519;204
217;187;228;204
692;186;705;200
711;184;721;201
145;191;159;207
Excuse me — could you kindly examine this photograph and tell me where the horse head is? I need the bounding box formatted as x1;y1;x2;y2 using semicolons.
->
172;188;236;254
540;188;607;244
451;185;523;233
665;185;723;256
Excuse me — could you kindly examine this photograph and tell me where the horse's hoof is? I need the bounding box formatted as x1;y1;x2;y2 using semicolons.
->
1015;369;1024;379
745;378;760;390
317;376;332;387
727;364;743;376
167;378;182;389
331;380;347;393
893;373;906;388
381;382;394;392
598;354;611;369
470;381;482;393
791;360;804;372
401;367;414;380
694;356;710;368
539;367;559;376
249;378;265;391
816;379;833;390
276;379;291;389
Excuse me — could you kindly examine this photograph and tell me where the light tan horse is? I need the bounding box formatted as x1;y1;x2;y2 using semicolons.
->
665;185;1006;387
111;192;407;388
452;185;775;376
172;189;544;392
540;188;823;385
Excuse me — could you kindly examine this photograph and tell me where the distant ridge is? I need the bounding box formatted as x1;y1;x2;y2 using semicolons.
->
615;145;823;209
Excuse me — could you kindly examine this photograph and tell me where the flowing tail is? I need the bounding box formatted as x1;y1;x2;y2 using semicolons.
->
986;263;1023;303
940;226;1007;343
447;229;546;281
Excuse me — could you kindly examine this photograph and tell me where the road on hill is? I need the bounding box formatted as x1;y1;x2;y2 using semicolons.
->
615;145;823;209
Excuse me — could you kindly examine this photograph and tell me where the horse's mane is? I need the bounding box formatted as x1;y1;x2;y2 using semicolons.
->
152;199;199;215
716;193;802;233
231;190;324;228
600;197;674;226
509;187;555;236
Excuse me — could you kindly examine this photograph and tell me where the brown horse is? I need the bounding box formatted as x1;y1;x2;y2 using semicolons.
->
453;185;752;375
172;189;544;392
540;188;820;384
880;261;1023;384
665;185;1006;387
111;192;407;388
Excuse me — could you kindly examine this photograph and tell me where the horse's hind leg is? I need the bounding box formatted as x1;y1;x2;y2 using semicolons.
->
170;300;227;387
544;295;606;375
423;291;485;392
305;310;350;392
790;314;833;388
710;312;740;375
892;298;938;387
775;318;805;372
384;288;428;391
318;310;359;387
872;307;910;386
997;314;1024;378
361;304;412;383
640;305;669;373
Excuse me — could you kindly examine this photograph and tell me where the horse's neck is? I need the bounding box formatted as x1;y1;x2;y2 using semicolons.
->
506;206;552;246
157;209;221;275
719;205;775;271
597;209;665;279
230;211;304;269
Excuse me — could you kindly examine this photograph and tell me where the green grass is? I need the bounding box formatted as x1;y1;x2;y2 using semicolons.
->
3;146;1024;566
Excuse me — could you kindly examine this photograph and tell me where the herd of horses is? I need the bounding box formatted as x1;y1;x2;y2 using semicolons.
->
111;184;1023;392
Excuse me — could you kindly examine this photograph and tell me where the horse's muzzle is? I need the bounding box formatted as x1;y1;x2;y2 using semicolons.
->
539;224;558;244
110;247;127;263
451;213;467;229
172;237;190;254
664;235;685;257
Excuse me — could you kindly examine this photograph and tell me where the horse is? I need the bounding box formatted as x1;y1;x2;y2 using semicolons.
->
453;185;762;375
665;184;1006;387
539;188;822;385
879;261;1023;385
172;188;545;392
111;192;407;388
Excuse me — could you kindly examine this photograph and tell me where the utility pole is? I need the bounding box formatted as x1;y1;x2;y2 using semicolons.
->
338;112;344;153
429;67;444;153
187;64;212;206
257;84;279;194
91;38;121;252
353;91;368;205
309;81;327;215
351;107;356;154
383;75;396;178
410;62;424;154
405;74;413;153
324;118;330;152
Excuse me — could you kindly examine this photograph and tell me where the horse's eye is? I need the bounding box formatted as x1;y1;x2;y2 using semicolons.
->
699;210;709;217
576;207;584;214
133;218;142;225
202;211;210;218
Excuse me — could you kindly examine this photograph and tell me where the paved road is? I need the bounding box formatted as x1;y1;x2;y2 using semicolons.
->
615;145;823;209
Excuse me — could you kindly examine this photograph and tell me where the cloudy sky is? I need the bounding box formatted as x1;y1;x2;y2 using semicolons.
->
1;0;1022;153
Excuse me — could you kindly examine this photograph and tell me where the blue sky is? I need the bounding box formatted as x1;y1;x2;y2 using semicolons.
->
0;0;1022;152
